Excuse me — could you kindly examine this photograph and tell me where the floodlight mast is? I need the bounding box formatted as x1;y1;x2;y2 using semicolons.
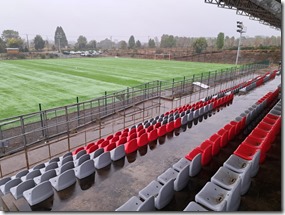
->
235;21;246;65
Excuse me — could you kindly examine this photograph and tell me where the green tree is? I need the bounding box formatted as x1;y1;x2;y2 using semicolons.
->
6;37;24;48
54;26;68;50
136;40;141;48
128;35;135;49
2;30;19;41
0;38;6;53
148;39;156;48
120;40;127;49
216;32;225;50
160;34;176;48
34;35;45;50
76;35;87;50
88;40;97;49
193;37;208;54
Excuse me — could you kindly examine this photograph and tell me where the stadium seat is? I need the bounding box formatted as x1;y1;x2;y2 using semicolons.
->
116;136;127;146
0;178;22;195
224;123;236;141
208;134;221;156
98;140;109;148
21;169;41;182
185;149;202;177
34;169;57;185
174;165;190;191
211;166;242;194
32;163;46;171
23;181;54;206
86;144;99;154
90;148;104;160
139;179;175;210
148;129;158;142
157;167;178;185
183;201;208;211
137;132;149;147
10;179;36;200
72;146;85;155
195;181;240;211
125;138;138;154
12;169;29;179
74;153;90;167
94;151;111;169
74;159;95;179
223;154;252;195
49;169;76;191
157;124;167;137
110;145;125;161
174;117;181;129
137;128;146;137
127;132;137;141
217;128;229;147
166;121;174;133
55;161;74;175
40;162;58;174
116;196;155;211
104;142;116;152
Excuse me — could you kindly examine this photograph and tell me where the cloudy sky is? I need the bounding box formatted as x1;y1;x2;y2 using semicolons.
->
0;0;281;43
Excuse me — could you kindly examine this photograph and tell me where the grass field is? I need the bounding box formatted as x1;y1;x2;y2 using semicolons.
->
0;57;235;119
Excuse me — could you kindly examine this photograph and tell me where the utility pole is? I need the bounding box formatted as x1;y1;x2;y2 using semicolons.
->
236;21;246;65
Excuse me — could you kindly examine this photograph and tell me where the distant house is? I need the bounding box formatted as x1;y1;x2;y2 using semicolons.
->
6;48;20;54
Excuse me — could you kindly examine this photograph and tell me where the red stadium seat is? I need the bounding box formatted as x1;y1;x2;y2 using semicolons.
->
96;139;105;146
115;131;122;137
125;139;138;154
111;136;119;144
174;117;181;129
154;122;161;129
85;142;95;150
166;121;174;133
104;142;116;152
137;129;146;137
217;128;229;147
242;136;266;163
116;137;127;146
106;134;114;141
127;132;137;141
158;124;167;137
98;140;109;148
199;141;213;166
129;128;137;135
224;124;236;141
86;144;99;154
136;125;144;132
146;125;154;133
72;146;85;155
137;133;149;147
148;129;158;142
121;132;128;138
208;134;221;156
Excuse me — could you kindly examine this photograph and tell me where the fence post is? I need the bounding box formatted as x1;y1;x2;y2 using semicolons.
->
104;91;107;115
39;103;45;138
65;106;71;152
76;97;80;125
172;78;175;97
20;116;29;169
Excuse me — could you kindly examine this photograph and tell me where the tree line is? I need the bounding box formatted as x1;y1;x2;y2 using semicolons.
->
0;26;281;54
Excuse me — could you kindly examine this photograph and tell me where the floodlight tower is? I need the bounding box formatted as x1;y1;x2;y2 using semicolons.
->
235;21;246;65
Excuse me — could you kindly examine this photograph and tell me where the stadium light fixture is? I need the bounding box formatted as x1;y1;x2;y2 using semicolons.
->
235;21;246;65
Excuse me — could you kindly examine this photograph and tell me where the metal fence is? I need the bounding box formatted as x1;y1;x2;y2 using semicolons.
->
0;63;267;157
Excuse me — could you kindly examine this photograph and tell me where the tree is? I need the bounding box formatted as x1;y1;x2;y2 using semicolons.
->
54;26;68;50
76;35;87;50
192;37;208;54
128;35;135;49
34;35;45;50
216;32;225;50
0;38;6;53
6;37;24;49
2;30;19;41
97;38;114;49
148;39;156;48
160;34;176;48
119;40;127;49
88;40;97;49
136;40;141;48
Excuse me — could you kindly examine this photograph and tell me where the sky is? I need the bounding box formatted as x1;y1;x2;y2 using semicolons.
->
0;0;282;43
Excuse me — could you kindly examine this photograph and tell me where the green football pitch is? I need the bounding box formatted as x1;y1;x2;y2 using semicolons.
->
0;57;234;119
